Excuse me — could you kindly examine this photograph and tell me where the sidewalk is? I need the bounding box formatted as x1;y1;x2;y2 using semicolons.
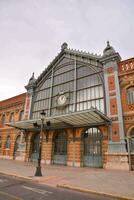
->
0;158;134;200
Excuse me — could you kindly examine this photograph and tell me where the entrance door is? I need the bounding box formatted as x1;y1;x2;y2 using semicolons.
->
83;127;102;167
31;134;40;162
53;131;67;165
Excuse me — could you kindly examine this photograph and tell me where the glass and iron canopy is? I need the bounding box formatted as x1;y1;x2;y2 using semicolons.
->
6;108;111;130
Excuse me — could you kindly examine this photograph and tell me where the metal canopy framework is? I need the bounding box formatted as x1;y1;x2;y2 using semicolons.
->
6;108;111;131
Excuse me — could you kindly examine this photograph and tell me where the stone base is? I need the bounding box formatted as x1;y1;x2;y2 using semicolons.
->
41;160;45;164
67;161;74;167
0;155;12;160
74;162;81;167
108;141;127;153
105;153;129;170
45;159;51;165
15;151;26;161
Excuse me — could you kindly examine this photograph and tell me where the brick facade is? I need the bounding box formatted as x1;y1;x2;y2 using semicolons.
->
0;93;26;160
119;57;134;169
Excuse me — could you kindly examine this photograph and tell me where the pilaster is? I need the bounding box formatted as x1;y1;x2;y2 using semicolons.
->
100;42;129;170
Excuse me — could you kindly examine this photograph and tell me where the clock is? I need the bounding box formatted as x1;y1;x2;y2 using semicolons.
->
57;94;67;106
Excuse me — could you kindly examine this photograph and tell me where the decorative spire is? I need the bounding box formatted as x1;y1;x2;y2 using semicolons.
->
61;42;68;51
32;72;34;79
107;40;110;47
103;41;116;57
25;72;36;91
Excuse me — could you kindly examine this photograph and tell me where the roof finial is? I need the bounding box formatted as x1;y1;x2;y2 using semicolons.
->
61;42;68;51
107;40;110;47
103;41;116;56
32;72;34;78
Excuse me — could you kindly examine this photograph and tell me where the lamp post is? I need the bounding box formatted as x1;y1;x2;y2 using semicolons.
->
35;110;46;176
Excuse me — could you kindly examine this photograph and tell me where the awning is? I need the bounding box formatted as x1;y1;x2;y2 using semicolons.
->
6;108;111;130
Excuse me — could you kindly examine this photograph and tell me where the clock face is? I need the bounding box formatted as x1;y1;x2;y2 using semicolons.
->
57;95;67;105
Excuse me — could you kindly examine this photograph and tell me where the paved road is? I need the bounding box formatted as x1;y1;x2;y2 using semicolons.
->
0;174;116;200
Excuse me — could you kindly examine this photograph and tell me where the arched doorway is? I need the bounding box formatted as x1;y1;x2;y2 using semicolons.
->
13;134;26;160
30;133;40;162
53;130;68;165
82;127;102;168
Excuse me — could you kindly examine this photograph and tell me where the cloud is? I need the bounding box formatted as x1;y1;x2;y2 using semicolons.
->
0;0;134;100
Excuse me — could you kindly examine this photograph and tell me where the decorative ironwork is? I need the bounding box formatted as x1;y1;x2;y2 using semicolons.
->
82;127;102;167
53;130;68;165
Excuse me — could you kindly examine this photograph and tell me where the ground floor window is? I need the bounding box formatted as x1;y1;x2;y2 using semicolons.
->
5;136;11;149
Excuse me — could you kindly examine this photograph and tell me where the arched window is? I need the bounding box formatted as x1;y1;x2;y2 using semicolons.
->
1;115;6;124
130;128;134;152
19;111;24;121
32;63;104;119
127;87;134;104
0;136;2;148
5;136;11;149
10;113;14;122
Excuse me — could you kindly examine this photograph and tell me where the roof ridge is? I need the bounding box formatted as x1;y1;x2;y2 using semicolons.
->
66;47;102;58
35;43;102;85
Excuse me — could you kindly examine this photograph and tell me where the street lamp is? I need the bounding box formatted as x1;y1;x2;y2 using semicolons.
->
34;110;46;176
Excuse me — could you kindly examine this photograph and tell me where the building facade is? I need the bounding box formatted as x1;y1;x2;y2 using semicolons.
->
0;42;134;170
0;93;26;160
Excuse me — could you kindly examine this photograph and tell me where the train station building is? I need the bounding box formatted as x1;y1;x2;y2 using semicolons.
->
0;42;134;170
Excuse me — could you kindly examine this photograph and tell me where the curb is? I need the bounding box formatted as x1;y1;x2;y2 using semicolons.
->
0;171;58;183
57;184;134;200
0;171;33;182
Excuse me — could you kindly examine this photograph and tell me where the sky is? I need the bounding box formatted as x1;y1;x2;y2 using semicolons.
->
0;0;134;101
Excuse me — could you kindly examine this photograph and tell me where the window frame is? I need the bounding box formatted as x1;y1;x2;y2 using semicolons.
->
1;115;6;124
127;87;134;105
5;136;11;149
10;113;14;122
19;111;24;121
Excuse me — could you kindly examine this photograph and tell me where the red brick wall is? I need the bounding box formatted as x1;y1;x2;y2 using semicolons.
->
0;93;26;157
118;57;134;137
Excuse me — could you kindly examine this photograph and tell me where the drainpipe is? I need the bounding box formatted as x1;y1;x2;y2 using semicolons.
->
126;137;132;171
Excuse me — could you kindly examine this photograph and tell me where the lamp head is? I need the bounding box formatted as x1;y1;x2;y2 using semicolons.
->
33;122;39;128
40;110;46;119
46;121;51;126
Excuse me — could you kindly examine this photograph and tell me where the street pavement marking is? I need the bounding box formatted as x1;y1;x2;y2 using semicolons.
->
0;190;23;200
22;185;53;195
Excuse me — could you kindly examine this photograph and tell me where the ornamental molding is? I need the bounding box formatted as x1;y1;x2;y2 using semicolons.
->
0;101;24;111
120;76;134;88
